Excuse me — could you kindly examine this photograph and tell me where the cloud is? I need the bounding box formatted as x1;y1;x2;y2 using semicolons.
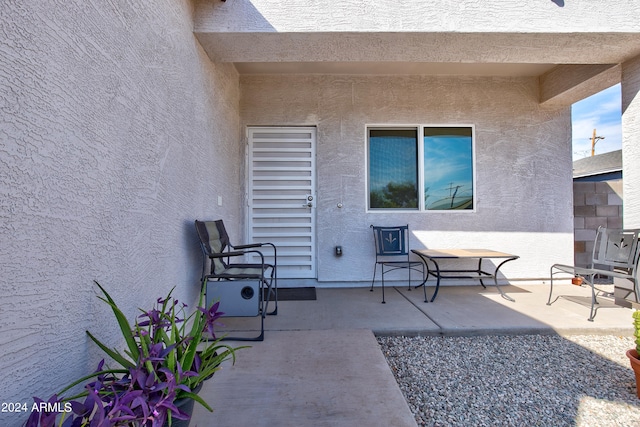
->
571;84;621;160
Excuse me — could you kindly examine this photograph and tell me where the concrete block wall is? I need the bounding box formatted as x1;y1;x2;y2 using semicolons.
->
573;180;623;269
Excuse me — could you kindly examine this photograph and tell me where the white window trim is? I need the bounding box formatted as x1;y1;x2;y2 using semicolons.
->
365;124;477;213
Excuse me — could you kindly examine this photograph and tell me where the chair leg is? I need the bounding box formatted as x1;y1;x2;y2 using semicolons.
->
381;266;386;304
272;264;278;315
371;263;386;303
547;268;555;306
264;283;277;316
370;263;377;292
265;267;277;316
588;274;597;322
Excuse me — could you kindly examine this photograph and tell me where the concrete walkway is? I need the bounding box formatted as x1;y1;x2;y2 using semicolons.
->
190;283;636;426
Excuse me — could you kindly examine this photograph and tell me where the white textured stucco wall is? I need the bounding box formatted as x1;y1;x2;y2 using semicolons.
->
240;75;575;283
194;0;640;65
196;0;640;33
0;1;241;422
622;55;640;229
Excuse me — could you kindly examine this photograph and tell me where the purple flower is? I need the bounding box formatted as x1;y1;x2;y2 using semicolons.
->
137;308;171;337
198;301;225;338
29;284;241;427
24;395;61;427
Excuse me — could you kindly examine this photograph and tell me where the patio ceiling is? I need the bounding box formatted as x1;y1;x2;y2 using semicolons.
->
195;32;640;76
194;0;640;84
195;31;640;104
233;61;556;76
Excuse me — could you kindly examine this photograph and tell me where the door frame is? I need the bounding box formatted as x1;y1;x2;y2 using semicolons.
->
245;126;318;279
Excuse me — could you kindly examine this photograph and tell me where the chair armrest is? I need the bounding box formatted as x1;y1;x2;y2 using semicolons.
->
208;250;255;259
233;243;263;249
552;263;636;280
233;242;276;251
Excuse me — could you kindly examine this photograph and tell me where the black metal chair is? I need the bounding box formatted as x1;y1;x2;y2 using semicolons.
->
195;219;277;341
370;224;424;303
549;226;640;321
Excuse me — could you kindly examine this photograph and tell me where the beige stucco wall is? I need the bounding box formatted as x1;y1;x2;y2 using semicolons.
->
0;1;241;421
622;55;640;229
240;74;575;283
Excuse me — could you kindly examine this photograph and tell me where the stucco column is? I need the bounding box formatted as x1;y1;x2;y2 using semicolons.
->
622;55;640;228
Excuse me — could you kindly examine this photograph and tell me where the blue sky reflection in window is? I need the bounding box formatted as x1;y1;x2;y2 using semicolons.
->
423;127;473;210
368;127;473;210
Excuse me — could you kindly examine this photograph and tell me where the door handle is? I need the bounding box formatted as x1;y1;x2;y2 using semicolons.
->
303;202;313;207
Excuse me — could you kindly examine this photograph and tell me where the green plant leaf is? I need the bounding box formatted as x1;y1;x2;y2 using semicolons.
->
57;367;128;397
94;281;140;362
85;330;135;369
181;390;213;412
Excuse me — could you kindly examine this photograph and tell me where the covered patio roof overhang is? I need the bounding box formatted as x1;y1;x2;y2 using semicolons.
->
196;31;640;105
193;0;640;105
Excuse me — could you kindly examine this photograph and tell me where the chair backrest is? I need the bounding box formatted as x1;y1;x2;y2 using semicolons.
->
195;220;231;274
592;226;640;272
371;225;411;260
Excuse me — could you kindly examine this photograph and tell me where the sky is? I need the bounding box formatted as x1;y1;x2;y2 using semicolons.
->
571;83;622;160
423;135;473;207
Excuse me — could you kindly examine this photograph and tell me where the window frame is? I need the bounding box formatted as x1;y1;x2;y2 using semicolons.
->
365;124;476;213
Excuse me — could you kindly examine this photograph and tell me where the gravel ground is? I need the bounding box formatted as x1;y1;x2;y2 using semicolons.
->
378;334;640;427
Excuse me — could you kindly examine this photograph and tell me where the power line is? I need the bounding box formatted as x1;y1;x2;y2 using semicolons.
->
591;128;605;156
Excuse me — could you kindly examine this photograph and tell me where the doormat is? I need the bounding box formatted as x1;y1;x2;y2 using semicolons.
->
264;287;316;301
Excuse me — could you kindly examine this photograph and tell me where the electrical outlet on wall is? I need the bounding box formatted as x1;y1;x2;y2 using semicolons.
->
217;196;223;206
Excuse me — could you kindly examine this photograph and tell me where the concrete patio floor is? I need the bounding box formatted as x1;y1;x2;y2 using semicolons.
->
190;283;636;427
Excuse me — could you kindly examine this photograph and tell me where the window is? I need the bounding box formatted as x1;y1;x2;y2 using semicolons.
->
367;126;474;211
368;129;419;209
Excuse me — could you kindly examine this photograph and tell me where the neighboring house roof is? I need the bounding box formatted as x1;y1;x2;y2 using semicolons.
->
573;149;622;180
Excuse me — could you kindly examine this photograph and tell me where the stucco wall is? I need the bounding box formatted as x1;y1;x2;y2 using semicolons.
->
0;1;241;421
240;74;575;283
194;0;640;66
622;55;640;229
196;0;640;33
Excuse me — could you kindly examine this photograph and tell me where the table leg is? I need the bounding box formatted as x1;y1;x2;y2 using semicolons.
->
419;262;428;302
478;258;487;289
413;253;437;303
429;258;442;302
492;258;516;302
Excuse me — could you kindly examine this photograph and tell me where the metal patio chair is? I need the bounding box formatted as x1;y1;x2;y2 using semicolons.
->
548;226;640;321
195;219;277;341
370;224;425;303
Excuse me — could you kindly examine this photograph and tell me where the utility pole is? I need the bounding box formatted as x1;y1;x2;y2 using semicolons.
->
591;128;605;156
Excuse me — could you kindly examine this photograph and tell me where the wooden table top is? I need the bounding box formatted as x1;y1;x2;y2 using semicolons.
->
411;248;519;259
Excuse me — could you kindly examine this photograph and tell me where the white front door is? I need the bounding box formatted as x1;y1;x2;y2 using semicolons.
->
247;127;317;279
